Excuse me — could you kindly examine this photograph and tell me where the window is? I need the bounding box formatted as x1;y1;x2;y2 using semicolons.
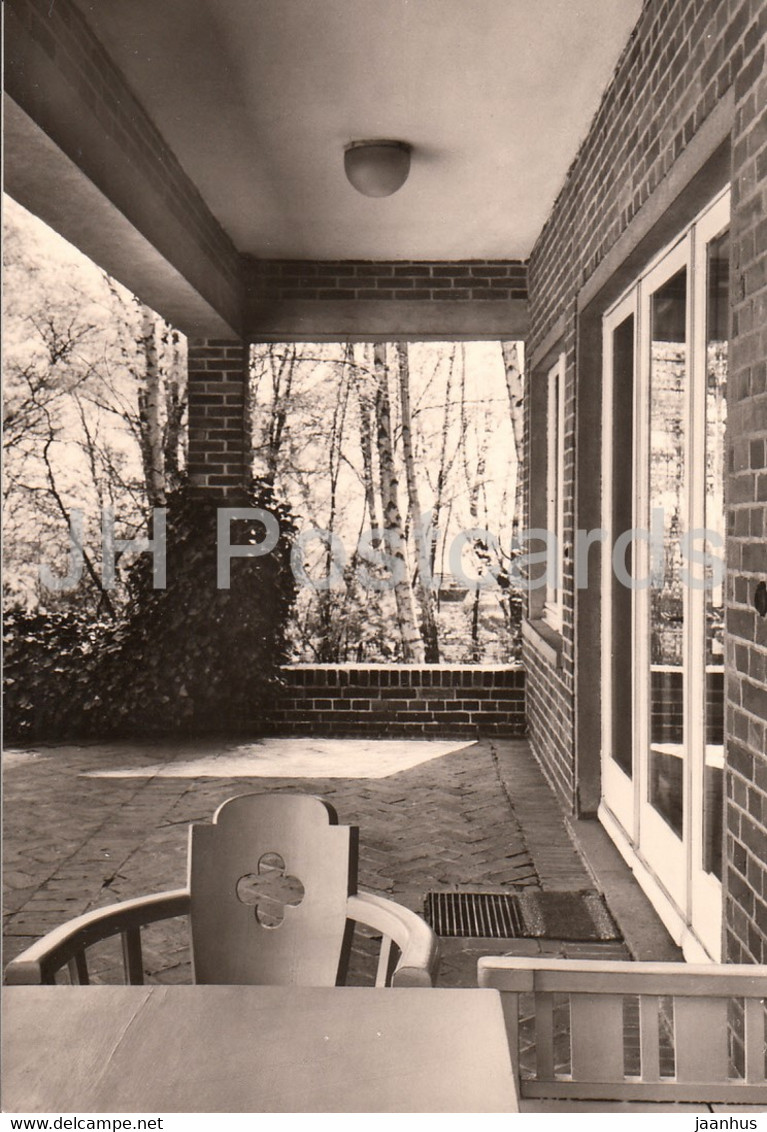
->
544;353;565;632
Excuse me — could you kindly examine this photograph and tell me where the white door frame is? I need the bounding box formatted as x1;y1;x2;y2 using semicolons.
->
599;187;730;962
601;288;638;842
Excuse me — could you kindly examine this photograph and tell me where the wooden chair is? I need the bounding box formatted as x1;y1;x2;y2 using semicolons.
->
4;793;439;989
478;956;767;1111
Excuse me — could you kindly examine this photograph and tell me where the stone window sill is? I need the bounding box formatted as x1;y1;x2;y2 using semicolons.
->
522;618;563;669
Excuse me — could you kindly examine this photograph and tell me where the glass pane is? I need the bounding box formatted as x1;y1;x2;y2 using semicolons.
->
703;229;728;880
611;315;634;777
546;363;560;611
648;266;687;839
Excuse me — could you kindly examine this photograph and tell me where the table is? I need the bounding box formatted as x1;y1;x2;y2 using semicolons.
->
3;985;519;1113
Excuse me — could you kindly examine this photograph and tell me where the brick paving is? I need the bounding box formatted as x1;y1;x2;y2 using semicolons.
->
2;738;628;985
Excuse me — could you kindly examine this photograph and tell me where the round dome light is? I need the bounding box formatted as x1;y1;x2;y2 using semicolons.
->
344;140;412;197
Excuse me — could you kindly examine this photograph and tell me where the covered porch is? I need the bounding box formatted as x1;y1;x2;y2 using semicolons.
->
4;0;767;1115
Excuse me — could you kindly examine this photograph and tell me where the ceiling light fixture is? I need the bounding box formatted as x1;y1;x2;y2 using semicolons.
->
344;140;412;197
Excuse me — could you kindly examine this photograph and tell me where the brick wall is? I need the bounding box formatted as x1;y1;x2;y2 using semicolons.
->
528;1;765;348
248;259;527;304
524;0;767;959
187;339;250;491
523;321;578;809
260;664;526;738
523;645;574;809
724;7;767;963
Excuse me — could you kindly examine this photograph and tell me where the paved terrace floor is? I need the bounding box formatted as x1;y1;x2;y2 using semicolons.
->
3;737;641;985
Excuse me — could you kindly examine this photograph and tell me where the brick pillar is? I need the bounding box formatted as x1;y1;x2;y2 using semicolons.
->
723;28;767;964
187;338;250;492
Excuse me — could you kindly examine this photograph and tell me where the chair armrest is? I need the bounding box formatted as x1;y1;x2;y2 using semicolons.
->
4;889;191;985
347;891;440;987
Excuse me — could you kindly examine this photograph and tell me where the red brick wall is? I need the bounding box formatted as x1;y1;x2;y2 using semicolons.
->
249;259;527;303
187;340;250;491
528;2;765;347
725;14;767;963
523;320;578;811
524;0;767;960
262;665;526;738
523;646;574;808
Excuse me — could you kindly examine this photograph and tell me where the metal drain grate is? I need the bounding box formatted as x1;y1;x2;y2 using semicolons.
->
424;891;525;938
424;889;623;940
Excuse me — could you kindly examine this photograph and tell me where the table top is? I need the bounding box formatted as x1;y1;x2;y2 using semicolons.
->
3;984;519;1113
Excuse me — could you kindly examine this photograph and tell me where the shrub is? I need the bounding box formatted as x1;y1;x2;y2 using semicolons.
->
3;607;110;740
3;479;297;741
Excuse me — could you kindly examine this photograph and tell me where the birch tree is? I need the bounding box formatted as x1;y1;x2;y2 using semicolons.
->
314;349;352;660
352;343;382;534
137;306;166;507
396;341;439;661
431;345;460;583
162;326;185;484
373;342;425;662
247;336;523;664
501;340;525;537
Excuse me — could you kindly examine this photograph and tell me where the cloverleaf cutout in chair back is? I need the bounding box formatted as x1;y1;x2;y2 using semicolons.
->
236;851;305;928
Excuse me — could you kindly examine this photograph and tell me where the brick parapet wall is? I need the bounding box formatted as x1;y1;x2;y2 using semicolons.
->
248;259;527;304
525;0;767;959
260;664;526;738
187;339;250;490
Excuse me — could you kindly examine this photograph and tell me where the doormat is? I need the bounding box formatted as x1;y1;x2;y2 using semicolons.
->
423;890;621;941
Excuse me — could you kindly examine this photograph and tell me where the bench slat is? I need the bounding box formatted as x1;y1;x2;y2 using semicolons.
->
535;992;555;1080
640;995;661;1083
520;1080;767;1103
674;996;729;1082
570;993;625;1082
745;997;766;1084
479;958;767;998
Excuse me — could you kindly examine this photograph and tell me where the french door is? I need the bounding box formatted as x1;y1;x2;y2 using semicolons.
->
600;189;729;961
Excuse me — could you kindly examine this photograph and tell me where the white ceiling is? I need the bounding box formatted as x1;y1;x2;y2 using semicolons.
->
73;0;643;260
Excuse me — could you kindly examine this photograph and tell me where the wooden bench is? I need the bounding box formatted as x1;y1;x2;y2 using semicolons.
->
478;957;767;1112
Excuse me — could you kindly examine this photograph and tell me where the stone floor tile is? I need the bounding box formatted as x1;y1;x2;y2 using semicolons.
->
3;736;634;987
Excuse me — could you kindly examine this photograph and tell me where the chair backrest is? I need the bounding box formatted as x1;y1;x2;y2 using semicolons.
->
478;957;767;1104
189;793;358;986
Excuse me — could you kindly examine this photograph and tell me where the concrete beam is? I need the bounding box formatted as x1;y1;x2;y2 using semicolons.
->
4;99;238;339
4;0;244;337
246;297;529;342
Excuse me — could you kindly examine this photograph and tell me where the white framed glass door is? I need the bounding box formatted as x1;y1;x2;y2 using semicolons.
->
636;233;691;916
600;188;730;960
689;192;730;958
